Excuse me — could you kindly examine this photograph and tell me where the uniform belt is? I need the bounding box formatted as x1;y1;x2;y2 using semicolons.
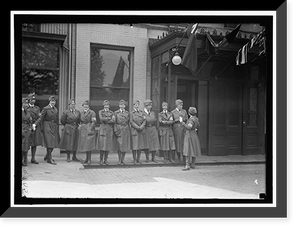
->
146;124;155;127
46;120;56;123
67;122;78;126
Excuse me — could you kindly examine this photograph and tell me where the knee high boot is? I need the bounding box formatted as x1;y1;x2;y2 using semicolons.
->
177;152;181;162
117;151;122;165
104;151;109;165
132;150;137;165
145;149;149;163
151;151;157;163
31;146;39;164
190;157;196;169
136;150;142;164
84;151;89;163
163;151;168;163
47;148;56;165
99;151;104;165
66;151;71;162
22;151;28;166
169;151;175;163
182;156;190;171
121;152;126;165
86;151;91;165
72;151;80;162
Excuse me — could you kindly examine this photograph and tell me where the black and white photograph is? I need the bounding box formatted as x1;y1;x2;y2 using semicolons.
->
5;4;289;220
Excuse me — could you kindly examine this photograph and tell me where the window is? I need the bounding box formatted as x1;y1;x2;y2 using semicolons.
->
22;39;60;109
90;44;131;124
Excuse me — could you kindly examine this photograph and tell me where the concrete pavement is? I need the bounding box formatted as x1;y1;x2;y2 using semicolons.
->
21;151;266;199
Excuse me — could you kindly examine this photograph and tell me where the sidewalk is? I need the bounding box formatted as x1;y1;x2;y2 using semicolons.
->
27;149;266;169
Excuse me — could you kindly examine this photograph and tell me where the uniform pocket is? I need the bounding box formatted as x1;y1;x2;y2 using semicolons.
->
131;127;137;136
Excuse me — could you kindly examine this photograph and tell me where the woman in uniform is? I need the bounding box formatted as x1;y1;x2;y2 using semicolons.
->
158;101;176;163
97;100;115;165
171;99;188;162
59;99;81;162
22;97;33;166
180;107;201;171
129;100;146;164
114;99;131;165
27;92;42;164
77;100;97;165
143;99;160;163
35;95;60;165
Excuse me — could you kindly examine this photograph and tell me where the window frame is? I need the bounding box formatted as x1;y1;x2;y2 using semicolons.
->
89;43;133;125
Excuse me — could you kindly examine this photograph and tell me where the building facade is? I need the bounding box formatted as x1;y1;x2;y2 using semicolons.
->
21;23;267;156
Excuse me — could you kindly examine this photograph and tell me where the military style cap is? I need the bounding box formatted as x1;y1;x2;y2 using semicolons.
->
22;97;29;103
144;99;152;106
188;107;197;115
68;99;75;105
162;101;168;107
175;99;183;106
133;100;140;105
28;92;36;100
119;99;126;105
103;100;110;106
48;95;56;101
82;100;89;106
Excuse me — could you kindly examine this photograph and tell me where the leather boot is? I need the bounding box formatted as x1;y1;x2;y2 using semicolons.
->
104;151;109;165
117;151;122;165
22;151;28;166
84;152;89;163
190;157;196;169
66;151;71;162
177;152;181;162
169;151;175;163
151;151;157;163
163;151;168;163
121;152;126;165
72;151;80;162
31;146;39;164
136;150;142;164
145;150;149;163
99;151;104;165
86;151;91;165
47;149;57;165
182;157;190;171
132;150;137;165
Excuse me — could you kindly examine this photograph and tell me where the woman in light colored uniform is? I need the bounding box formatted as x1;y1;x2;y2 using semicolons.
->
129;100;146;164
60;99;81;162
142;99;160;163
171;99;188;162
180;107;201;171
97;100;115;165
158;101;176;163
114;99;131;165
78;100;97;165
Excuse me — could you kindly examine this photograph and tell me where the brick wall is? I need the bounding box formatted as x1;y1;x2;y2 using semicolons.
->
75;24;151;110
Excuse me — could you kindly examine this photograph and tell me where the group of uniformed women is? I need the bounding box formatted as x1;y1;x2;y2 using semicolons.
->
21;94;201;170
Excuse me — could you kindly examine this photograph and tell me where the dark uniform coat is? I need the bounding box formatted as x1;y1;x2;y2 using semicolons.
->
114;109;131;152
182;116;201;157
130;109;146;150
22;109;32;152
143;109;160;152
77;109;97;152
36;105;60;148
27;104;43;146
97;109;115;151
158;110;176;151
171;108;188;153
59;109;80;151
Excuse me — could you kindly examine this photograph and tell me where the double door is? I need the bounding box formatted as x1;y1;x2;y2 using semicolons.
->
209;80;265;155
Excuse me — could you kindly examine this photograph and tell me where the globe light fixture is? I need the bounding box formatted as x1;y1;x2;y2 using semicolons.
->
172;51;182;65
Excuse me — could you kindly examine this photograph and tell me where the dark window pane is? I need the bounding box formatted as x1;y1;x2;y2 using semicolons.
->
91;47;130;88
22;40;59;109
